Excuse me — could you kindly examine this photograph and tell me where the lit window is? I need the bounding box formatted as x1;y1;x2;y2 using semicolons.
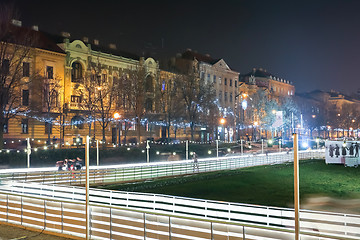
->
21;119;28;134
22;89;29;106
3;119;8;134
45;122;52;134
46;66;53;79
71;62;82;82
23;62;30;77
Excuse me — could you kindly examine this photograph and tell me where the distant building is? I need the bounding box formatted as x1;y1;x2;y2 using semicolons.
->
170;50;240;141
172;49;240;112
240;68;295;99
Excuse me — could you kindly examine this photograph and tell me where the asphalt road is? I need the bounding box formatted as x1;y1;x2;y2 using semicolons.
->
0;224;73;240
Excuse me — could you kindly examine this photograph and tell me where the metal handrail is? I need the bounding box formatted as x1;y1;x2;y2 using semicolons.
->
0;190;349;240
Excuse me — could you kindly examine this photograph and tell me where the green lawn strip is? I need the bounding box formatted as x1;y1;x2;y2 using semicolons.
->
99;159;360;208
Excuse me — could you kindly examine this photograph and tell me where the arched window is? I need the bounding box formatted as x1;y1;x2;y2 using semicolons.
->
71;62;83;83
145;98;153;112
145;75;153;92
71;116;84;129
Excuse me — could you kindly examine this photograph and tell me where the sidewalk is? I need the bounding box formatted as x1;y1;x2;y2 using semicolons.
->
0;224;74;240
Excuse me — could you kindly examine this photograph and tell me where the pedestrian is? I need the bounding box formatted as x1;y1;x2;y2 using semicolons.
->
193;152;199;172
75;157;82;170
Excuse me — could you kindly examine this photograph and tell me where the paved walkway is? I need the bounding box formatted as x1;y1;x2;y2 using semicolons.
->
0;224;73;240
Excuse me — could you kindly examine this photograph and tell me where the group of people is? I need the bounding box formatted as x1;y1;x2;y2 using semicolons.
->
328;142;360;158
56;157;83;171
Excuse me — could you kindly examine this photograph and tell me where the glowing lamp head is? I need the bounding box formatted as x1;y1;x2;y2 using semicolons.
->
220;118;226;124
302;142;309;148
254;121;259;126
114;112;121;119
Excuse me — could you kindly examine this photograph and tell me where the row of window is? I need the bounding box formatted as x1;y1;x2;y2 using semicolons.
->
272;86;294;95
201;72;238;87
3;119;52;134
1;60;54;79
218;91;233;103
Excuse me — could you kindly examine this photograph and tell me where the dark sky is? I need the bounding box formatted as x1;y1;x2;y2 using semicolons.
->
8;0;360;94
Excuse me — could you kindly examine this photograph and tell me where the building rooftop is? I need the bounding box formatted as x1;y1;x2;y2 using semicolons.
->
2;24;65;54
241;68;292;85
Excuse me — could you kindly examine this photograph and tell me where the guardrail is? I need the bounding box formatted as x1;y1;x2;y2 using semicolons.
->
0;190;347;240
0;150;324;186
2;180;359;239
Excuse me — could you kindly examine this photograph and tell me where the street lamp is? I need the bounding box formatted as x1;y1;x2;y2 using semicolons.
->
219;118;226;141
113;112;121;146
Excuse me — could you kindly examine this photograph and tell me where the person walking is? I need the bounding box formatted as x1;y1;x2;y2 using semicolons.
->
193;152;199;172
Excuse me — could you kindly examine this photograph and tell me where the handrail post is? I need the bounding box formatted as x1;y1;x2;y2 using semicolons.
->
294;133;300;240
85;135;90;240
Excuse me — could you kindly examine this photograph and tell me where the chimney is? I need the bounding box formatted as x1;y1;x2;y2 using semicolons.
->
11;19;22;27
82;37;89;43
109;43;116;49
32;25;39;31
93;39;99;45
61;32;71;38
205;54;210;57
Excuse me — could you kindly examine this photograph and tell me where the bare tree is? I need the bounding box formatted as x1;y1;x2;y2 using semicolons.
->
0;4;37;149
85;60;118;142
38;75;62;144
176;72;216;140
80;69;100;138
158;74;185;140
125;65;146;143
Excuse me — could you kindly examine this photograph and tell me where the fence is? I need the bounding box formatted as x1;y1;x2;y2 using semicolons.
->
0;190;348;240
0;150;324;186
2;180;359;239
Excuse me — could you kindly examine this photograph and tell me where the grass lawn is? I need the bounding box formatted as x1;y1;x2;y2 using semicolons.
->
100;159;360;209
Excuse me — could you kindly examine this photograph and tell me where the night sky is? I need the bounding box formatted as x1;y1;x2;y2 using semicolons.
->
7;0;360;94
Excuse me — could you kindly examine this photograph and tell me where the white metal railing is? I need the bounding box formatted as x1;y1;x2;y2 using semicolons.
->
0;150;324;185
1;180;359;239
0;190;346;240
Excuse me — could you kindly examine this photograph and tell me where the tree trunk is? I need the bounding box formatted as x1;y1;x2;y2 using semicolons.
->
0;127;3;150
136;118;141;143
102;125;106;142
190;122;194;141
47;123;51;145
88;122;92;137
123;122;128;144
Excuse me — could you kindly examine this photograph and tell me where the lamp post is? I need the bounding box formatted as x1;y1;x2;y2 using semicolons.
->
219;118;226;141
113;112;121;146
